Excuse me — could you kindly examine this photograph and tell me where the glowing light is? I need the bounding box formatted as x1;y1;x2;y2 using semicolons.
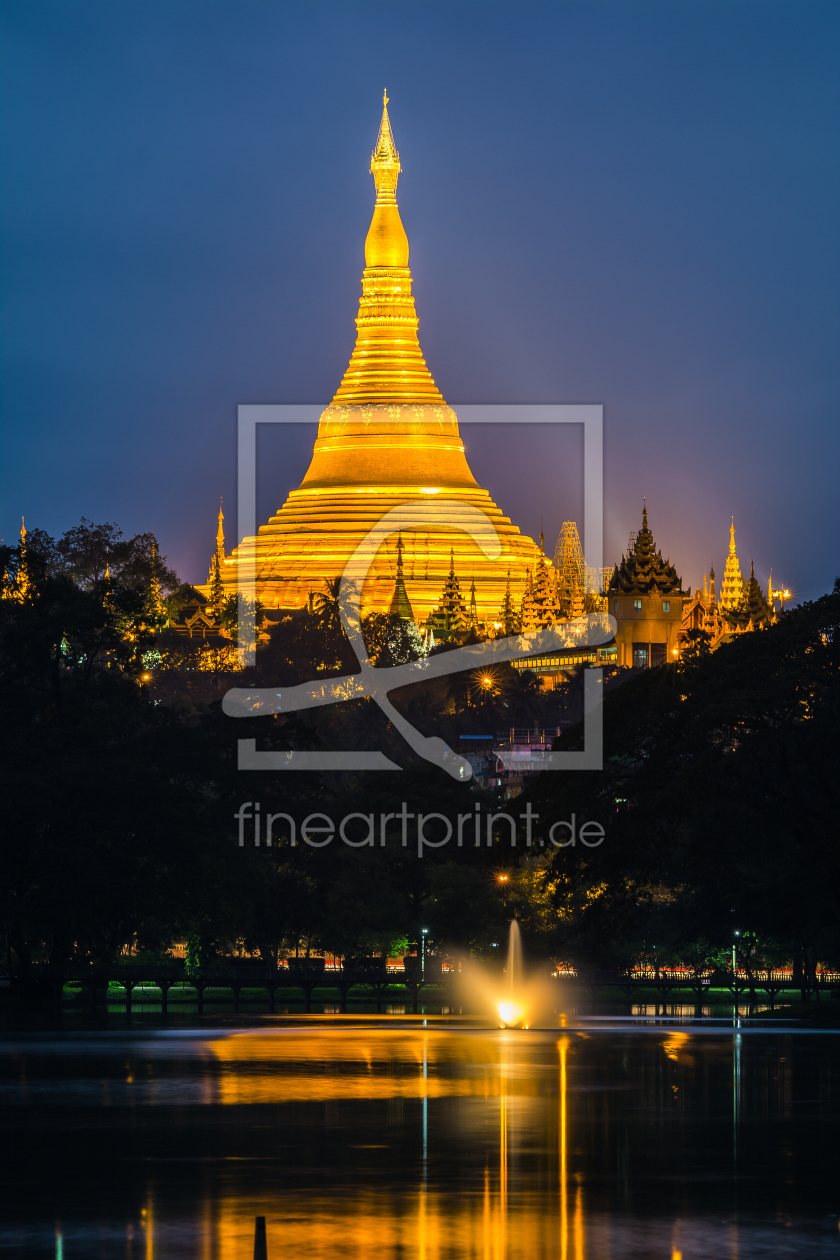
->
496;873;509;883
496;1001;525;1028
419;487;442;494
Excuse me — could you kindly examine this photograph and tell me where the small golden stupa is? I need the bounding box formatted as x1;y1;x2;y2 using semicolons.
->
217;93;539;622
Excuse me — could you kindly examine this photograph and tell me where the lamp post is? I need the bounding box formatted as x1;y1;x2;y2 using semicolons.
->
421;929;428;977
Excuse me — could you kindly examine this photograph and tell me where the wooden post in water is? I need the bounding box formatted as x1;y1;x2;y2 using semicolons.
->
253;1215;268;1259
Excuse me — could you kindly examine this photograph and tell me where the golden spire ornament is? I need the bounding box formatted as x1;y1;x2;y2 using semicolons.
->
331;91;443;405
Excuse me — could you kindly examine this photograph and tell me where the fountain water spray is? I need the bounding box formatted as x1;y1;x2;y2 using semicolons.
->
496;920;527;1028
456;919;559;1028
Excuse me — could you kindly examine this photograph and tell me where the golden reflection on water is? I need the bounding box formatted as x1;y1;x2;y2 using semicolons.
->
210;1028;536;1105
559;1037;567;1260
7;1023;827;1258
201;1027;586;1259
109;1025;801;1258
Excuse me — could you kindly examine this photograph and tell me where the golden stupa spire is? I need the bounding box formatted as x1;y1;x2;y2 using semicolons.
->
216;497;225;557
370;89;401;200
331;92;444;405
17;517;29;600
222;95;539;627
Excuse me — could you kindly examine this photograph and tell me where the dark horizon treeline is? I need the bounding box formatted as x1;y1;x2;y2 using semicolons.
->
1;519;838;994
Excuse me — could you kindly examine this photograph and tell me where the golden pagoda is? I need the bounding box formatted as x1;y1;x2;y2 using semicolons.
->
719;518;745;611
214;94;539;622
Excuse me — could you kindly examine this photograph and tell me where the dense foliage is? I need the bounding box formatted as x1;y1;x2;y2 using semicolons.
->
524;580;840;982
1;520;838;991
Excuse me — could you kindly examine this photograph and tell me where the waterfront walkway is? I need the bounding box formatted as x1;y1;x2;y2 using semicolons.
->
4;963;838;1012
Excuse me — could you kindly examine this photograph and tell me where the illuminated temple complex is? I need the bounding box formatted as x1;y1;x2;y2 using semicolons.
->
208;95;539;622
681;518;776;650
184;98;786;664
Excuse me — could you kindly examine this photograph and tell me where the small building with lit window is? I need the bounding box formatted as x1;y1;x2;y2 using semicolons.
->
606;504;685;668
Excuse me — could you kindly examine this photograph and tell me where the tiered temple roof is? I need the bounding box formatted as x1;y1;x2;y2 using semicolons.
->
608;504;683;596
729;559;774;631
680;524;775;650
387;534;415;621
529;531;562;626
427;549;469;639
719;518;745;611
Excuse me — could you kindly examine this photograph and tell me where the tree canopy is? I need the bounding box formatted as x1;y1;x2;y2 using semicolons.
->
2;522;837;989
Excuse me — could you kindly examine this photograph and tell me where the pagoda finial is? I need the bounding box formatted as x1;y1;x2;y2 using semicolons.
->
208;499;226;584
216;497;225;557
370;91;401;203
330;95;445;404
642;499;648;531
730;517;736;555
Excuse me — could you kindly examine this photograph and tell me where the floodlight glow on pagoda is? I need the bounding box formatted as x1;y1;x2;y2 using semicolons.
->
214;93;540;622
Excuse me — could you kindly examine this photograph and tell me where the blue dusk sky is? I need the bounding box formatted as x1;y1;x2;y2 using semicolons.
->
1;0;838;600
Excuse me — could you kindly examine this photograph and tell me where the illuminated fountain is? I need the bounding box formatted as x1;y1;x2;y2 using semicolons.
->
459;919;558;1028
497;920;527;1029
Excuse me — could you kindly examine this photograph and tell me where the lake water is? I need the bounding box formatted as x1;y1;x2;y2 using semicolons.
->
1;1016;838;1258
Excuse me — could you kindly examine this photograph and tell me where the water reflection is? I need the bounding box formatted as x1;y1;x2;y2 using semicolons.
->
1;1024;838;1258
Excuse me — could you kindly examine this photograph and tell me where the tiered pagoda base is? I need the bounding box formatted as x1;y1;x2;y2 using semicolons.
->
216;408;538;622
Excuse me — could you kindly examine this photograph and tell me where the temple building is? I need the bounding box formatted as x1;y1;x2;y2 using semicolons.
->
206;95;540;621
681;567;727;650
719;518;745;611
388;534;415;622
681;519;775;651
553;522;588;620
607;503;685;668
427;549;469;639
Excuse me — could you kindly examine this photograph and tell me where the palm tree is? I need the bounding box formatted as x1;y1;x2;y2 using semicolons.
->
312;576;342;632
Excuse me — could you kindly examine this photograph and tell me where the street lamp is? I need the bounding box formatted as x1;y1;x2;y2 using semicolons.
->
421;929;428;976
